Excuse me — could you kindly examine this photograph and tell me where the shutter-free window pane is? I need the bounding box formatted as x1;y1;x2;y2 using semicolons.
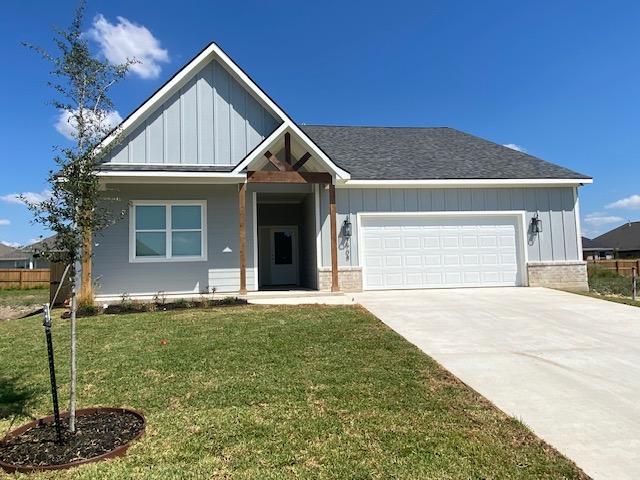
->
136;206;166;230
171;205;201;229
136;232;166;256
274;231;293;264
172;231;201;256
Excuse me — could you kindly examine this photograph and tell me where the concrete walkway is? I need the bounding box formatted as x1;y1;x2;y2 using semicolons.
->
355;287;640;480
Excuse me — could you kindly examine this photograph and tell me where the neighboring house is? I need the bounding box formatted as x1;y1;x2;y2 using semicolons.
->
581;237;614;260
0;243;22;268
593;221;640;258
0;236;56;269
91;42;592;299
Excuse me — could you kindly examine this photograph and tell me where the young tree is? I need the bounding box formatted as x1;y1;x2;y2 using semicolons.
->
24;1;134;433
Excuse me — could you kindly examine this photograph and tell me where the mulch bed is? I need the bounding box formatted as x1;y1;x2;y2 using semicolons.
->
0;410;144;469
68;297;248;318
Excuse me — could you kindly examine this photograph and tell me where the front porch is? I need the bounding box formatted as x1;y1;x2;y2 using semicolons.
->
237;130;343;294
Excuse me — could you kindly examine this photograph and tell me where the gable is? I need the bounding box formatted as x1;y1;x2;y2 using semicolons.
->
103;58;281;166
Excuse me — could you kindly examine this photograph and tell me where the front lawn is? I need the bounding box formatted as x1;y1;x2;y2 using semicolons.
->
0;306;586;479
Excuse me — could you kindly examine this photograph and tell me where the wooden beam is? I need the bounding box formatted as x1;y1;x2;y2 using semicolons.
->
329;183;339;292
80;228;93;302
247;170;332;184
293;152;311;171
238;183;247;294
284;132;291;164
264;151;292;171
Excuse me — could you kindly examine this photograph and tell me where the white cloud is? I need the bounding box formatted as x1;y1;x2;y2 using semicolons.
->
1;241;21;248
0;219;10;226
606;194;640;210
583;212;624;227
54;109;122;141
88;14;169;79
0;189;52;206
503;143;527;153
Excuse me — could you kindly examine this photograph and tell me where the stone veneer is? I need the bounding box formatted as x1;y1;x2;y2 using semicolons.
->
318;266;363;292
526;261;589;291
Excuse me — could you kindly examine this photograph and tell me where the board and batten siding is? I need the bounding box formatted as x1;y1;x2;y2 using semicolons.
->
103;59;280;166
93;184;255;296
319;187;581;267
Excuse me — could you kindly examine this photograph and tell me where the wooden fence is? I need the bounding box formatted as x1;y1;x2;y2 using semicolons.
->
49;262;72;305
588;259;640;277
0;268;50;289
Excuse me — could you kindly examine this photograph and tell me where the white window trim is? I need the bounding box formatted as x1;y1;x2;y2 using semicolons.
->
129;200;208;263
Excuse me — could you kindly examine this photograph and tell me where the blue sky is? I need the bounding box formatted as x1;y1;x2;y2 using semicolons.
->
1;0;639;246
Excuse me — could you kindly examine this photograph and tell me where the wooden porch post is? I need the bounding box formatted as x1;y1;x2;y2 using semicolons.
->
80;229;92;302
238;182;247;294
329;183;339;292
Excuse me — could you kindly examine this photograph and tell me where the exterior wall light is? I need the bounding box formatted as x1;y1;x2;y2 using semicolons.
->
531;213;543;234
342;216;353;238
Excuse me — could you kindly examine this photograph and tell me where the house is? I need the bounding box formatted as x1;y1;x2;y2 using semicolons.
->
0;236;55;269
581;237;614;260
593;221;640;258
90;42;592;300
0;243;21;268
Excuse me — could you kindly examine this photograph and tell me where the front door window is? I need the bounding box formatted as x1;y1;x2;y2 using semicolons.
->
269;228;298;285
273;231;293;265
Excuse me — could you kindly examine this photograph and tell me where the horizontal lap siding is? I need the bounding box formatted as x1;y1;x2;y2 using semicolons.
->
320;187;580;267
93;185;254;296
104;60;280;166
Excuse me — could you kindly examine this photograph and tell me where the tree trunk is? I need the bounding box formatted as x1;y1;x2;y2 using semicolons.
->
68;288;77;433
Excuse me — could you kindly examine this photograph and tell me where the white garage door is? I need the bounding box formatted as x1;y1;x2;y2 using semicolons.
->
361;215;522;290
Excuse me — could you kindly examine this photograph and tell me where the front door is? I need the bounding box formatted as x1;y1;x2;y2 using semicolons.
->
269;227;298;285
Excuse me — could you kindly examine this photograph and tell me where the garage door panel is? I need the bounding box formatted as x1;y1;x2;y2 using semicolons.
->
362;215;522;290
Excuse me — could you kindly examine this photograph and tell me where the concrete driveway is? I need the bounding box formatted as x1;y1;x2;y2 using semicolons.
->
355;287;640;480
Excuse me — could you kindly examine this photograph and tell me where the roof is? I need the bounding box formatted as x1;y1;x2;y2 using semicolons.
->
300;126;591;181
100;125;591;182
581;236;614;250
95;42;589;183
0;235;58;261
594;221;640;252
0;243;20;259
0;245;28;261
22;235;58;254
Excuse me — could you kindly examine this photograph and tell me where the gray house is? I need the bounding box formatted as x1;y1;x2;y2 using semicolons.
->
92;42;592;300
0;237;54;269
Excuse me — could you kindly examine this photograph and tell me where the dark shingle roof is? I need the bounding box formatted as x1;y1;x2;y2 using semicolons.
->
97;125;591;181
0;244;29;260
300;125;590;180
582;237;613;250
0;243;20;259
594;222;640;252
23;235;58;254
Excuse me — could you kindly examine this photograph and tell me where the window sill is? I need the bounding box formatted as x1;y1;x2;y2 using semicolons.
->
129;256;208;264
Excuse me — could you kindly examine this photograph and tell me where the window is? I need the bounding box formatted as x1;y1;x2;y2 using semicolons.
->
130;201;206;262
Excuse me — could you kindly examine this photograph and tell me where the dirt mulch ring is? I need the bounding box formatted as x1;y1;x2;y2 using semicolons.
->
0;408;145;473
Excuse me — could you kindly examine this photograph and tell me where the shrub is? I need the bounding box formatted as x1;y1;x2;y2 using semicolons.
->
588;265;632;296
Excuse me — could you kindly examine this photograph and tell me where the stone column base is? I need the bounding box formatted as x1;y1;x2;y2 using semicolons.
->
527;261;588;291
318;266;363;292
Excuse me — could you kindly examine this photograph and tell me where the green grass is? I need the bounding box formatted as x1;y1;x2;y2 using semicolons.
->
574;290;640;308
585;264;638;308
0;306;587;479
0;288;48;307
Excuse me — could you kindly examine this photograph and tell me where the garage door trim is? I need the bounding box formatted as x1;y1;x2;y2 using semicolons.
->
356;210;529;291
